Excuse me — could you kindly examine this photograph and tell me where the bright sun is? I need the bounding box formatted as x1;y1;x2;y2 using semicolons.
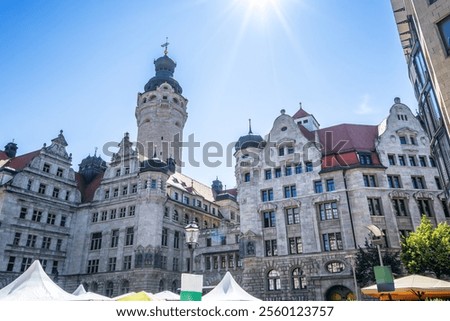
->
235;0;280;21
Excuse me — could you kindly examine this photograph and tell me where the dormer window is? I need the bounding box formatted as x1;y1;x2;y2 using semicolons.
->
359;153;372;165
43;163;50;173
399;136;407;145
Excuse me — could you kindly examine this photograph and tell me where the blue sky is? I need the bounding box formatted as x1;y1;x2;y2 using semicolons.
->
0;0;416;189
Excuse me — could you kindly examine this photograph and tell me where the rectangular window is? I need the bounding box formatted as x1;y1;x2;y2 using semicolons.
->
319;202;339;221
388;154;396;165
125;227;134;246
31;210;42;222
115;169;121;177
392;198;408;216
43;163;50;173
47;213;56;225
206;238;212;247
409;156;417;166
183;196;190;205
441;200;450;218
278;147;284;156
60;215;67;227
21;257;33;272
113;188;119;197
27;179;33;190
285;165;292;176
314;180;323;193
274;168;282;178
41;236;51;249
305;162;313;172
26;234;37;247
410;136;417;145
128;205;136;216
173;257;179;271
56;168;64;177
65;191;70;201
265;239;277;257
221;236;226;245
359;153;372;165
244;172;251;182
90;232;102;250
110;209;117;220
7;257;15;272
412;176;426;189
368;198;383;216
263;211;276;228
123;255;132;270
265;169;272;180
429;157;436;167
417;199;434;217
398;155;406;166
174;192;179;200
387;175;402;188
286;207;300;225
38;184;46;194
399;136;407;145
56;239;63;251
174;231;180;248
131;184;137;193
13;232;21;246
19;207;27;219
52;188;59;198
295;163;303;174
101;211;107;221
287;146;295;154
363;174;377;187
326;179;335;191
119;207;126;218
284;185;297;198
124;167;130;174
289;237;303;254
151;179;157;189
110;229;119;248
438;15;450;55
108;257;117;272
122;186;128;195
261;189;274;202
435;177;442;190
322;232;343;251
87;259;99;274
161;228;168;246
104;190;110;199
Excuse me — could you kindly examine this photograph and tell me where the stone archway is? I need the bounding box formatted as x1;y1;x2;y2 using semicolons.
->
325;285;354;301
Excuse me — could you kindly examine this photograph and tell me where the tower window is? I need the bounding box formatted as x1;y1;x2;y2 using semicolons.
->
438;15;450;55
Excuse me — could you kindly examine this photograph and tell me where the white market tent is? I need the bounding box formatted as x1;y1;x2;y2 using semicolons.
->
202;271;261;301
0;260;78;301
72;284;112;301
154;290;180;301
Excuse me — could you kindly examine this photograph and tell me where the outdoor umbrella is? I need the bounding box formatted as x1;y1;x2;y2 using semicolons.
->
361;274;450;300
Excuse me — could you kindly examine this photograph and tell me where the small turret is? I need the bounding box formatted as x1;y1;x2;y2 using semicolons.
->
4;142;18;158
212;177;223;194
78;150;107;183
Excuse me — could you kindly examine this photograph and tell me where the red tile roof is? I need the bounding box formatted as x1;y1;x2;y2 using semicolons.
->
75;172;103;203
1;150;41;170
292;108;311;119
318;124;378;154
0;151;9;161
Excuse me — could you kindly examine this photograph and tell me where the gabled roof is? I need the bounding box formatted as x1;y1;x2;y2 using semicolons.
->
168;172;215;202
292;108;311;119
75;171;104;203
318;124;378;154
0;151;9;161
0;150;41;171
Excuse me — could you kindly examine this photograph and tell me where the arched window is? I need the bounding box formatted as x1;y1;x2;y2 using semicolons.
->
91;281;98;293
142;97;147;103
173;209;179;222
204;220;208;229
292;268;307;290
171;280;178;293
120;280;130;294
159;279;165;292
105;281;114;297
267;269;281;291
194;217;199;224
184;214;190;225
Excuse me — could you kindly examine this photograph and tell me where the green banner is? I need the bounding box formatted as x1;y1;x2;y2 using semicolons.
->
180;290;202;301
374;266;395;292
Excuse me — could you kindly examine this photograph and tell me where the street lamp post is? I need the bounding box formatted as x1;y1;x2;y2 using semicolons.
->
184;222;199;273
366;224;384;266
345;254;359;301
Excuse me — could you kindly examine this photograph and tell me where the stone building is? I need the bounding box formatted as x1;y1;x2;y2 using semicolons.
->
234;99;450;300
391;0;450;198
1;47;449;300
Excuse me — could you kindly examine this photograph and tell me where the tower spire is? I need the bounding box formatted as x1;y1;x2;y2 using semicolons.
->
248;119;253;134
161;37;169;56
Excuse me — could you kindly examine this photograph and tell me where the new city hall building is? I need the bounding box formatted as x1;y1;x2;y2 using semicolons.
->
1;48;449;300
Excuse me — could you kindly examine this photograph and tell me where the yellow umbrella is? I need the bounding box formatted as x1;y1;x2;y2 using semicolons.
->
361;274;450;300
116;291;159;301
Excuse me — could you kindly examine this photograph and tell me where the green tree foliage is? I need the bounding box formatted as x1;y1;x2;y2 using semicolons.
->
401;216;450;278
354;240;402;287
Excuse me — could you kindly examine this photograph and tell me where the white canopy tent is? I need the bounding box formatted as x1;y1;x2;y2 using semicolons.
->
154;290;180;301
202;271;261;301
0;260;78;301
72;284;112;301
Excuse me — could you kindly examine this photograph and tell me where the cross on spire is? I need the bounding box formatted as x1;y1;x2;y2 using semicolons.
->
161;37;169;55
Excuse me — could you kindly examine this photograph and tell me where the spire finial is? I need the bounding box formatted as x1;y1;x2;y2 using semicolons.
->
161;37;169;56
248;118;253;134
299;102;302;109
94;147;98;156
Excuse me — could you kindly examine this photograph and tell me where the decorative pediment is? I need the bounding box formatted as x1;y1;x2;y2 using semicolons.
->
396;127;418;136
389;190;410;199
312;194;340;204
280;199;301;208
257;202;278;213
241;230;260;239
413;191;434;200
42;130;71;161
